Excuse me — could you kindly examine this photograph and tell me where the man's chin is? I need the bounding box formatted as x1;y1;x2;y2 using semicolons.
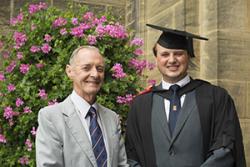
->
87;88;100;94
166;73;181;78
163;74;184;83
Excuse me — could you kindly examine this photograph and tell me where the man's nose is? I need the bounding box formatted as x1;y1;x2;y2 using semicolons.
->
90;68;98;77
168;54;176;62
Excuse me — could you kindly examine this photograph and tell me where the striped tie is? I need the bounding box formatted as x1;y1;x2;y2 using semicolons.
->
88;106;107;167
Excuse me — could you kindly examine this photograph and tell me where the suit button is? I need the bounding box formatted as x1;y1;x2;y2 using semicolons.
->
169;150;175;156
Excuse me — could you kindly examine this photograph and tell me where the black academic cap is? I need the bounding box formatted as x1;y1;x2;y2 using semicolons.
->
146;24;208;57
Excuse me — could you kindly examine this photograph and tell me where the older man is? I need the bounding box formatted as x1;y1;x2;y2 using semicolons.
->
36;46;128;167
125;24;246;167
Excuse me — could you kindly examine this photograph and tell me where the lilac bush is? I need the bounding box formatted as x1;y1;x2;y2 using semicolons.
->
0;2;155;166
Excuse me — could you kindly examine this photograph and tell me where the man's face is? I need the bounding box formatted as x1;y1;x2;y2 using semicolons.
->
66;48;105;99
155;44;189;83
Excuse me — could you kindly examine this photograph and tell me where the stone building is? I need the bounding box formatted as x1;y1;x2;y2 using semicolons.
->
0;0;249;165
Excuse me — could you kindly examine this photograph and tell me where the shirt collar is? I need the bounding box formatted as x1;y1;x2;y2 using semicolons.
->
162;75;191;90
70;90;98;118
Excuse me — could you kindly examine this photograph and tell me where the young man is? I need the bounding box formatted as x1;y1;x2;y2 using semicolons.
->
125;24;246;167
36;46;128;167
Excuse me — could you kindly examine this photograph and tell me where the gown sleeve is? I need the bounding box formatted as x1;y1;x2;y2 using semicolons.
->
199;85;246;167
125;98;143;166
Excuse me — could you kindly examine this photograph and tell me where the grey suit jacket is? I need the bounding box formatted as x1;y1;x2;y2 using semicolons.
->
36;96;128;167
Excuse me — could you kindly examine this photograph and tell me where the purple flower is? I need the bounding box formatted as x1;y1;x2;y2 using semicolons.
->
36;63;44;69
79;23;92;31
44;34;52;42
3;106;14;120
0;134;7;143
41;43;52;54
29;4;40;14
17;12;23;22
125;94;133;103
16;98;24;107
93;16;107;25
38;2;48;10
70;26;84;38
83;12;94;20
71;18;78;25
19;156;29;165
29;2;47;14
48;99;58;106
130;38;144;46
10;12;24;26
100;16;107;23
105;24;128;39
30;45;40;53
13;31;27;49
116;96;124;104
7;84;16;92
52;17;67;28
23;106;32;113
0;72;5;81
133;48;144;56
8;119;14;127
5;61;16;73
2;51;10;59
112;63;127;79
147;62;156;70
25;139;32;151
39;89;47;99
148;79;156;85
116;94;133;104
129;58;147;74
10;18;18;26
17;52;23;59
60;28;68;35
31;127;37;136
96;24;106;37
87;35;97;45
20;64;30;74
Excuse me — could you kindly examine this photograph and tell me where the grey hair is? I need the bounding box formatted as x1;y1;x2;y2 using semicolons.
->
69;45;101;65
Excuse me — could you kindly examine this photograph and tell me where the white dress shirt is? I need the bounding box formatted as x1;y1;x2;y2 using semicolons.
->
161;75;190;121
70;90;110;165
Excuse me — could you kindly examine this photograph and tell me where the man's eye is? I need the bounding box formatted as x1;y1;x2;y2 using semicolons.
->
174;51;185;56
161;53;170;57
81;66;90;71
97;67;104;72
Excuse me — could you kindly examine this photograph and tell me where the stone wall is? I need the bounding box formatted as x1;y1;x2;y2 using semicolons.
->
201;1;250;164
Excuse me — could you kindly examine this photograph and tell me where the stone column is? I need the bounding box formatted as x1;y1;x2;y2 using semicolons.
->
199;0;219;84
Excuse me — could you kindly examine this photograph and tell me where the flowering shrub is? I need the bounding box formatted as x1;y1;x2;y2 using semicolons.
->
0;2;155;166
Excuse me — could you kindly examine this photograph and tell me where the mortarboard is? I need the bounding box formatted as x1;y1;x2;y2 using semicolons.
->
146;24;208;57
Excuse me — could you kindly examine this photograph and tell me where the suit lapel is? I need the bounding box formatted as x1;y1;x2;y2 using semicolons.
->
152;94;172;141
62;96;97;167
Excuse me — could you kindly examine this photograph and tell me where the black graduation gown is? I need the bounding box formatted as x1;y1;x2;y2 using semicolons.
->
125;79;246;167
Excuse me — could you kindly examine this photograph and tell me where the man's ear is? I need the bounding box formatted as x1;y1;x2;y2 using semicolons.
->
66;64;74;80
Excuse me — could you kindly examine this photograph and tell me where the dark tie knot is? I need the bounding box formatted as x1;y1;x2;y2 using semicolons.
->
169;84;180;92
87;106;96;118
